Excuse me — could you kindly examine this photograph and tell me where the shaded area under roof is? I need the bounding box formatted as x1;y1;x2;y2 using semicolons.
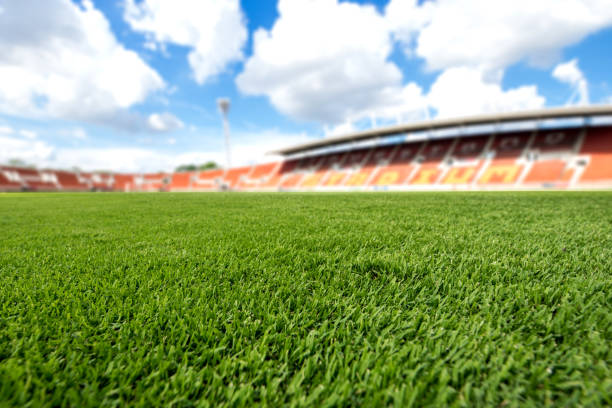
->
269;105;612;156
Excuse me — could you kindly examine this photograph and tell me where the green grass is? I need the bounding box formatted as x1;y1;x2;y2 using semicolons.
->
0;192;611;407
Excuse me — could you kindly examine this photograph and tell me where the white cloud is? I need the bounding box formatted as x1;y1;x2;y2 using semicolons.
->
19;130;37;139
237;0;561;131
427;66;545;118
0;0;165;130
124;0;247;84
237;0;427;126
63;127;88;140
147;112;184;132
552;59;589;105
167;138;177;145
0;135;55;164
0;126;14;135
387;0;612;73
1;129;313;172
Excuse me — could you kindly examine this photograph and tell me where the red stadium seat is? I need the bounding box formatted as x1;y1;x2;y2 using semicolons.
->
55;170;90;191
450;136;489;160
113;174;136;192
300;153;345;188
2;167;58;191
0;169;23;191
579;127;612;183
408;139;453;185
370;144;419;186
489;132;531;158
531;128;580;152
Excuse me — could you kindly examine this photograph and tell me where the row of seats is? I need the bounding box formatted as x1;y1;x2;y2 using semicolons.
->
2;126;610;192
0;167;114;192
169;126;611;191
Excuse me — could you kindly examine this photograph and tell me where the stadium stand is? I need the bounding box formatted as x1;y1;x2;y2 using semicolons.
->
1;107;611;193
169;172;193;191
0;166;58;191
222;166;252;189
81;173;114;191
192;169;224;191
237;162;280;189
137;173;169;192
0;168;23;191
579;127;612;184
113;174;135;192
55;170;90;191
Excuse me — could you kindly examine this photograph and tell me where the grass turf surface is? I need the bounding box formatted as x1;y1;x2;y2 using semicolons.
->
0;192;611;407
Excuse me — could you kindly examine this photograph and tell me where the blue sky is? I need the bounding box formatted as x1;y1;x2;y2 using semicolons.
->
1;0;611;172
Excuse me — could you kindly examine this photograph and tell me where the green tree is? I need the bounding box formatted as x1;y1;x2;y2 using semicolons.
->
175;164;198;173
198;161;219;171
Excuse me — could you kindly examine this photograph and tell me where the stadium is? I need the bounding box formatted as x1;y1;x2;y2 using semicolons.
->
2;0;612;407
2;105;612;193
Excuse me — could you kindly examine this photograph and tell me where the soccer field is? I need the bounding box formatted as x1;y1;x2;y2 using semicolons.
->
1;192;611;406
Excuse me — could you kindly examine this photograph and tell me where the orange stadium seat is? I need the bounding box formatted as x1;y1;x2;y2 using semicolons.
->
192;169;223;190
237;162;280;189
331;148;372;187
523;160;567;184
370;144;419;186
441;136;489;185
113;174;136;191
281;156;324;189
409;139;453;185
300;153;345;188
579;127;612;183
222;166;252;189
139;173;169;192
261;160;298;189
478;159;523;185
55;170;90;191
169;172;193;191
81;172;113;191
353;145;396;186
279;172;304;189
475;133;531;186
441;164;483;185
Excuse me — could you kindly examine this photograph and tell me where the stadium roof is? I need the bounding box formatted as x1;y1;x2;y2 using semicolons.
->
270;105;612;156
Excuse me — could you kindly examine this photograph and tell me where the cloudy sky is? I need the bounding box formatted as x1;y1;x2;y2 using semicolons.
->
1;0;611;172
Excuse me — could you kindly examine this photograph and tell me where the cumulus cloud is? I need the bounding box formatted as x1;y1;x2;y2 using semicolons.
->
552;59;589;105
147;112;185;132
387;0;612;73
1;129;313;173
0;0;166;131
0;126;14;135
0;135;55;164
19;130;38;139
237;0;560;131
124;0;247;84
428;67;545;118
237;0;427;126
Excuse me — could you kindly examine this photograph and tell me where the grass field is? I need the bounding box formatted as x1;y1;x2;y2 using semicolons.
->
0;192;611;407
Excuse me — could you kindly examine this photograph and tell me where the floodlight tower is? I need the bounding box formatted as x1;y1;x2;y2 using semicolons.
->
217;98;231;170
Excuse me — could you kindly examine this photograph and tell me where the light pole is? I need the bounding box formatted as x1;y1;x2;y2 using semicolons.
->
217;98;231;170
